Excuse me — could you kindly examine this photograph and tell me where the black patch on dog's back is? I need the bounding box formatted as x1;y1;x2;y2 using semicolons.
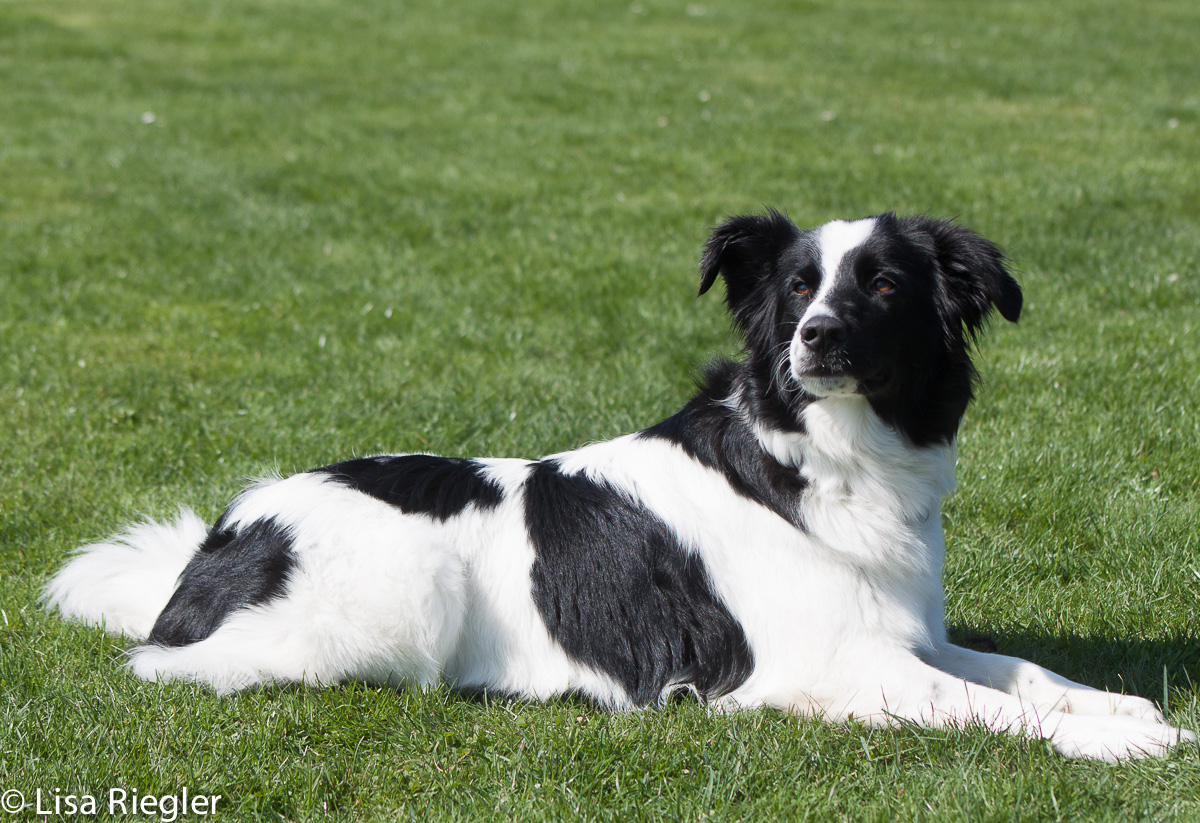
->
524;459;753;705
639;360;808;528
148;516;296;647
312;455;503;520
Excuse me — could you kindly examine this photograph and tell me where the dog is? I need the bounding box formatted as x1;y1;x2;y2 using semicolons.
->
46;211;1194;761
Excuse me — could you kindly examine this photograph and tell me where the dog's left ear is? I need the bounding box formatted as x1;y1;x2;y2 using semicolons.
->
921;218;1022;333
699;210;799;318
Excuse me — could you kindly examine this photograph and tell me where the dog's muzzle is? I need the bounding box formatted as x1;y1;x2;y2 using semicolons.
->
791;315;858;397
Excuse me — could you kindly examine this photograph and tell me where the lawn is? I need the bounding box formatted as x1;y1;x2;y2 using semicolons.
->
2;0;1199;819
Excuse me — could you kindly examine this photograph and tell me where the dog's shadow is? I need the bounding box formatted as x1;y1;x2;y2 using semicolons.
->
948;624;1199;702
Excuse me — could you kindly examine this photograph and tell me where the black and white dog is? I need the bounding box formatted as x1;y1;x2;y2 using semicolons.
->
47;211;1193;761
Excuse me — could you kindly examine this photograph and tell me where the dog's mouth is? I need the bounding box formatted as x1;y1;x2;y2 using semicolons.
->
797;374;859;398
792;358;856;397
792;361;890;399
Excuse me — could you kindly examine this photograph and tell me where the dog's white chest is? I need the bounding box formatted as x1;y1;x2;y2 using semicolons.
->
793;398;955;568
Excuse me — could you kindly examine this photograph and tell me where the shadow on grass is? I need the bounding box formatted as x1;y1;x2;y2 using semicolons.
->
948;624;1200;701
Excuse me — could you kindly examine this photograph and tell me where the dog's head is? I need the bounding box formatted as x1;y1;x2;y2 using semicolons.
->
699;210;1021;445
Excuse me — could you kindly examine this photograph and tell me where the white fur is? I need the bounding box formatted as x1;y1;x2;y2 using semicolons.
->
44;510;207;640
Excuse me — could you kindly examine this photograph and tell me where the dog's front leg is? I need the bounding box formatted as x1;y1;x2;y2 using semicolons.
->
783;654;1193;761
920;642;1166;722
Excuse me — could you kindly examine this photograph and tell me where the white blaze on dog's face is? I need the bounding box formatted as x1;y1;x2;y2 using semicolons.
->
791;218;878;398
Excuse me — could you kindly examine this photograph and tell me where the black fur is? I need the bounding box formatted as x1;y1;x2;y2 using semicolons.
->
699;209;809;434
524;459;754;705
148;516;296;647
313;455;503;521
699;211;1021;447
639;360;808;528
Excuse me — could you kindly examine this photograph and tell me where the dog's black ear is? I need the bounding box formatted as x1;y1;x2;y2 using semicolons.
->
699;210;799;314
919;217;1022;334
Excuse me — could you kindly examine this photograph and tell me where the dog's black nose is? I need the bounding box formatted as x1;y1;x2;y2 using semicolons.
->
800;316;848;355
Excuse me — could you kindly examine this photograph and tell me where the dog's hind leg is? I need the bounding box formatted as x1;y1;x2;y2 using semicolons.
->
129;620;305;694
128;597;455;693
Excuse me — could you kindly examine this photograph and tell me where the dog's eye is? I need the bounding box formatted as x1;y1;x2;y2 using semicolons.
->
794;281;812;297
871;277;896;295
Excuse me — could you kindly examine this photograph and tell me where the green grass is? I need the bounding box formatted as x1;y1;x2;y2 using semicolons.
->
2;0;1199;819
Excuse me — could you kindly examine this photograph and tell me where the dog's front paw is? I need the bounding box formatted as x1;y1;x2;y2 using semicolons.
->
1106;693;1167;724
1049;716;1195;762
1045;687;1166;723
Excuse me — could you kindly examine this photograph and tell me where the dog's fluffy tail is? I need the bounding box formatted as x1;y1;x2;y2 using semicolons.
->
43;509;207;640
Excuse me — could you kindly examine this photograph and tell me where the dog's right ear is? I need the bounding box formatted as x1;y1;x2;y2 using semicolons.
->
699;210;799;317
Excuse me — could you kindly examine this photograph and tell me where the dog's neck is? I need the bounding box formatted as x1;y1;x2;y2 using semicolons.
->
640;359;958;529
737;384;957;526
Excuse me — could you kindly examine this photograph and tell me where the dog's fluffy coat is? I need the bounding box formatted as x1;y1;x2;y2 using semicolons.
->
47;211;1194;761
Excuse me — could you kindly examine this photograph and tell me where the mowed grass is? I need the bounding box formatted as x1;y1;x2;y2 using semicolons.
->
2;0;1199;819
